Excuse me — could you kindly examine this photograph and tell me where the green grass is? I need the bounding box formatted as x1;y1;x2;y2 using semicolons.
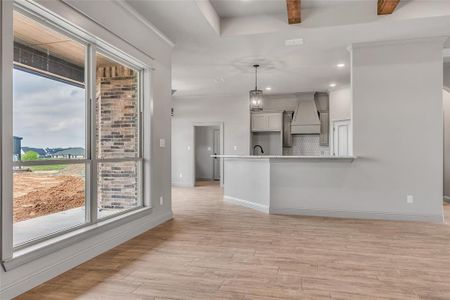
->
29;165;67;172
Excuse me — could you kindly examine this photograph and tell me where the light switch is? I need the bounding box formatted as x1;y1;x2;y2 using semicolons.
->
207;146;212;151
187;146;191;151
159;138;166;148
234;146;238;151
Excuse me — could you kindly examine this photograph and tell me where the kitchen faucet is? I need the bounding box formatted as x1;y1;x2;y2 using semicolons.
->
253;145;264;155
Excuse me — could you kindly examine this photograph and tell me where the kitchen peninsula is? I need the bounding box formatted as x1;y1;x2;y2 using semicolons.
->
213;155;356;217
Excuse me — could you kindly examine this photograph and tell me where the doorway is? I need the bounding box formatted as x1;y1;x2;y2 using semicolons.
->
193;123;224;186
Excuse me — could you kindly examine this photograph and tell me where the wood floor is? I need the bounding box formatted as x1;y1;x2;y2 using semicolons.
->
18;182;450;299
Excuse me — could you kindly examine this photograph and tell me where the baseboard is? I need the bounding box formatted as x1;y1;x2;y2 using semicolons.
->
444;196;450;203
224;196;269;213
269;207;443;223
1;211;173;300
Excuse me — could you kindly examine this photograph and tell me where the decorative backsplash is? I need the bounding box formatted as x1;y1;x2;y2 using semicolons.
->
283;135;330;156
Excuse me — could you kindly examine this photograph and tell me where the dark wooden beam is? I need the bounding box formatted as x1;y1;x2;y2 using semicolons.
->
286;0;301;24
377;0;400;15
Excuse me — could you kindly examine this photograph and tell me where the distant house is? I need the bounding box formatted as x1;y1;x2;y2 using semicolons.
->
51;147;85;159
13;136;23;161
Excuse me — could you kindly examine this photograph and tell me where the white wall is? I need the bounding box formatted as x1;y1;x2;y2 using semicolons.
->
172;95;250;186
0;1;173;298
269;38;444;222
195;126;218;180
444;89;450;199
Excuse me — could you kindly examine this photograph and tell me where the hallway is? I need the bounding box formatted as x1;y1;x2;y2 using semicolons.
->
18;183;450;299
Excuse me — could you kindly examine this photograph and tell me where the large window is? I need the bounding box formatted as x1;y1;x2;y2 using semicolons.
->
10;9;144;248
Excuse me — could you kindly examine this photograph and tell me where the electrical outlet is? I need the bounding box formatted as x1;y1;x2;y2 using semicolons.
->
160;196;164;205
187;146;191;151
406;195;414;204
207;146;212;151
234;145;238;151
179;173;183;178
159;138;166;148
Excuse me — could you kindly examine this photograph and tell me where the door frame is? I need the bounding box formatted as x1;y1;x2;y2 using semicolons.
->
212;128;221;181
331;119;351;156
192;122;224;187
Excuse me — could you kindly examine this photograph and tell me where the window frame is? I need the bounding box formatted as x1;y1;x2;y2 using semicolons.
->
1;1;150;261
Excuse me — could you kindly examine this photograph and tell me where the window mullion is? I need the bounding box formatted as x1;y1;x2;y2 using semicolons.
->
89;44;98;224
1;0;14;261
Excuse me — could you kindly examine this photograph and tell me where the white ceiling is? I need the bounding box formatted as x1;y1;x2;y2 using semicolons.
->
125;0;450;98
210;0;286;18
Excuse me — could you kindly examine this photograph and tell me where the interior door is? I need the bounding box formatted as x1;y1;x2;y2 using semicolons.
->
213;129;220;180
333;120;350;156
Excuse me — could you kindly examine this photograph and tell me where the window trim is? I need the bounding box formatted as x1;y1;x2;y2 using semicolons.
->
1;0;152;265
3;206;152;271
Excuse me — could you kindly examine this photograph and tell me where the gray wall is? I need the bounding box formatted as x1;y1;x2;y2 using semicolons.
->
269;38;445;222
172;95;250;186
1;1;173;298
195;126;218;180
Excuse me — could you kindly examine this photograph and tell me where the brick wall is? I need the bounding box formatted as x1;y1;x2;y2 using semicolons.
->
96;65;139;210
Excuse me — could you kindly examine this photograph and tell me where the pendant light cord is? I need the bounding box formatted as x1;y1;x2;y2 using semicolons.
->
254;65;258;90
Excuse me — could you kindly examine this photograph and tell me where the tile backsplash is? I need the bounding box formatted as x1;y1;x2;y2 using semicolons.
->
283;135;330;156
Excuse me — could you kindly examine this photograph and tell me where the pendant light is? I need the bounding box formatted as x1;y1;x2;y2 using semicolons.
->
249;64;263;111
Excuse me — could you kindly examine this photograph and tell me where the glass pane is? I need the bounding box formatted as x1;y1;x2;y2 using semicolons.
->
96;53;139;159
13;164;86;246
98;161;141;219
13;11;86;161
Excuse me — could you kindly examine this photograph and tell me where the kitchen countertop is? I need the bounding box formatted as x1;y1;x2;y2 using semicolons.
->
211;155;356;161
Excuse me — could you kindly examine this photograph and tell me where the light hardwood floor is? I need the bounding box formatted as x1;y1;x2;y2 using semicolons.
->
17;182;450;299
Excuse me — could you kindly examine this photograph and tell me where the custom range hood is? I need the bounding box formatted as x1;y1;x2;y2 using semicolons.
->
291;95;321;135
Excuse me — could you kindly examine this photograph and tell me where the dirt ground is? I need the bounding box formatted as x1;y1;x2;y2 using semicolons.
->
13;165;85;222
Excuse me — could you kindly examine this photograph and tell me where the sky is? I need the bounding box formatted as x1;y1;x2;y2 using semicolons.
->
13;69;85;149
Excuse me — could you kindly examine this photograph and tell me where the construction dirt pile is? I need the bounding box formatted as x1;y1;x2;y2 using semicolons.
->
14;176;85;222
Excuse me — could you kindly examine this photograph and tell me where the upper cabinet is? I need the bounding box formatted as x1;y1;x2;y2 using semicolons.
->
251;112;283;132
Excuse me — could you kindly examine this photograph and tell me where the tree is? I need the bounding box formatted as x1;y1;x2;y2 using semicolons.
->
22;150;39;161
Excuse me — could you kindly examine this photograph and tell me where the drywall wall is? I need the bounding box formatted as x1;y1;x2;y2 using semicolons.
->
195;126;218;180
270;38;444;222
172;95;250;186
224;158;270;213
444;89;450;199
0;1;173;298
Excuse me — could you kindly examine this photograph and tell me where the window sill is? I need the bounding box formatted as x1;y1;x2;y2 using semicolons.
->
2;207;152;271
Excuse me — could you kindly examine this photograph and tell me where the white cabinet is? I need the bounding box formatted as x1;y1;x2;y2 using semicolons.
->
251;112;282;132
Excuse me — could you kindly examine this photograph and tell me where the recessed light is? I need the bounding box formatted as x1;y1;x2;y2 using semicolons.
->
337;63;345;68
265;87;272;91
329;83;337;88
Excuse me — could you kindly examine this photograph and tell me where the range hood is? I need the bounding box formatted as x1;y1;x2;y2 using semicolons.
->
291;96;320;135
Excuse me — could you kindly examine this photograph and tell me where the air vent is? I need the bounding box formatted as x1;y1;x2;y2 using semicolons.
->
285;38;304;46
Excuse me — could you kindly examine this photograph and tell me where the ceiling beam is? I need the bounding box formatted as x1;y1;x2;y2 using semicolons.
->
286;0;301;24
377;0;400;15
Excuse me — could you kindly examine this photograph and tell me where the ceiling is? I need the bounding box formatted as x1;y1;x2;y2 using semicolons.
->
210;0;286;18
125;0;450;98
